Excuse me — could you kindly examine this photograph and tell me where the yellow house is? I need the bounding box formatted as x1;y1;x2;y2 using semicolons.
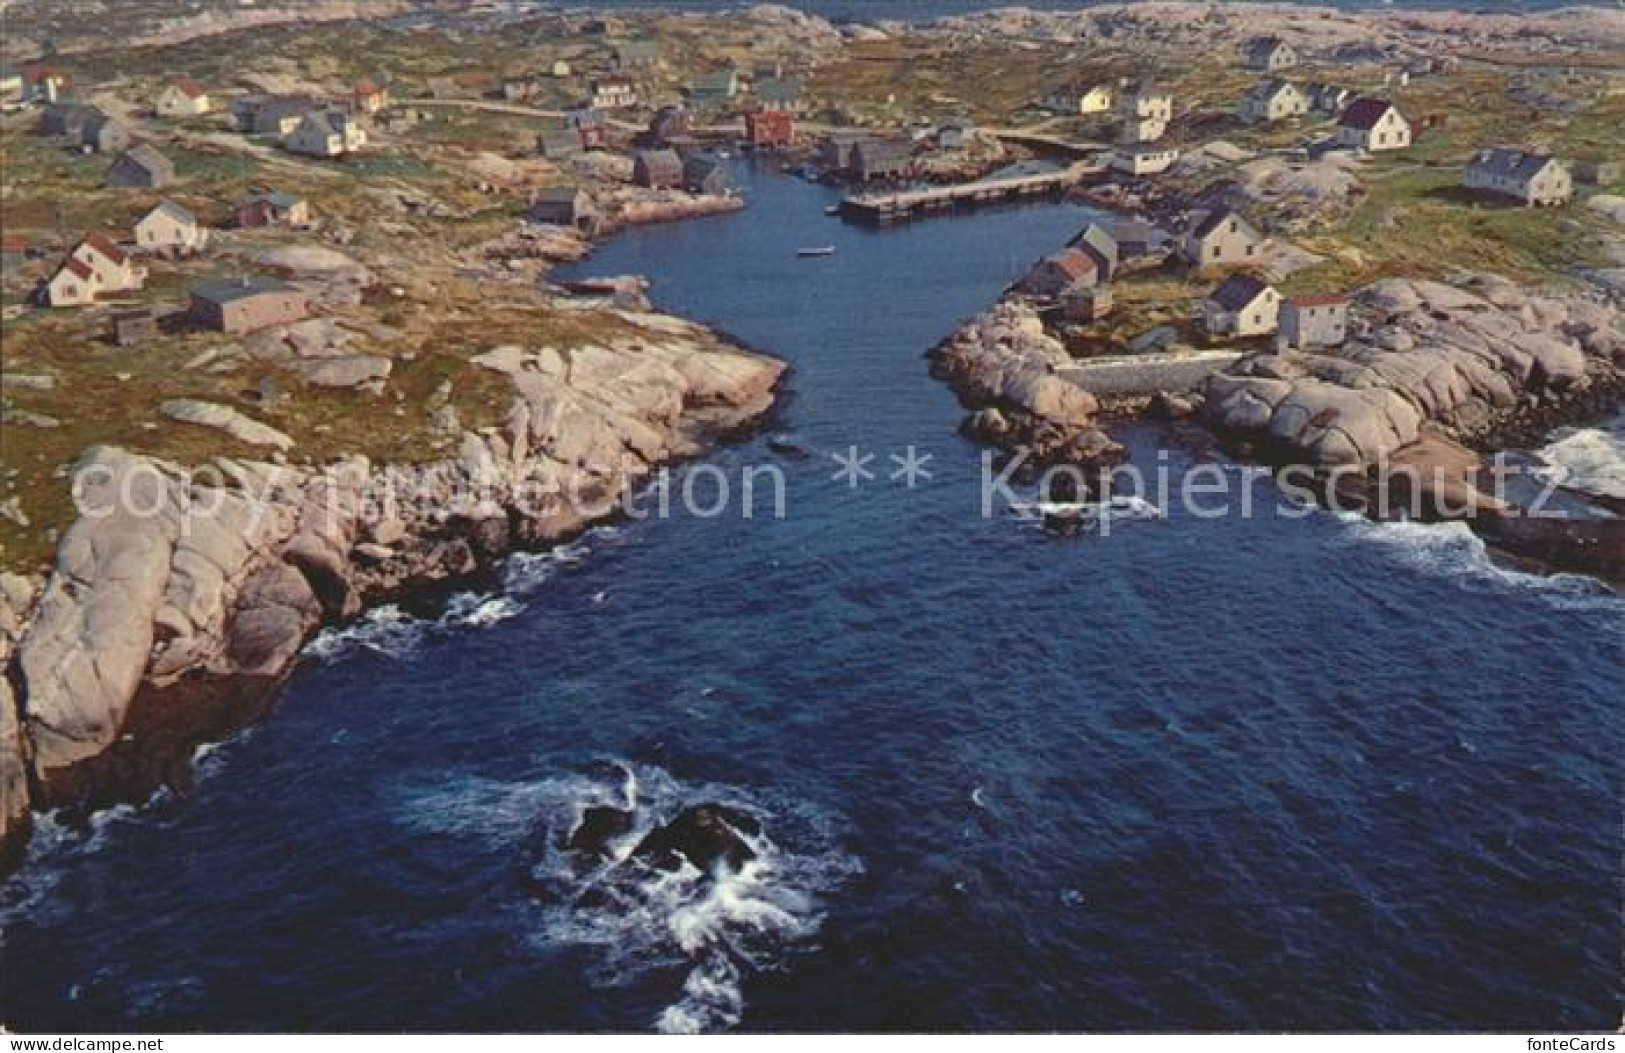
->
1078;84;1113;114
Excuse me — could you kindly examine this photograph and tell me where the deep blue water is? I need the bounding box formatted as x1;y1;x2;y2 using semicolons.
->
2;163;1621;1033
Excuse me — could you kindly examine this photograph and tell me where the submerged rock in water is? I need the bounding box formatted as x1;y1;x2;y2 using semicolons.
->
568;805;635;857
633;804;761;874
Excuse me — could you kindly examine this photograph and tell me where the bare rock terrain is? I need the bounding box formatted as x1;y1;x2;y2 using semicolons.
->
0;310;784;864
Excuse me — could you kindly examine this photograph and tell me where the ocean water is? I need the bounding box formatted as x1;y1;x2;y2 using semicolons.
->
1;163;1621;1032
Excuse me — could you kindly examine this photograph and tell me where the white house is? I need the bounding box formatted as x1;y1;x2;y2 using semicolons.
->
44;257;99;307
1118;81;1174;123
1110;143;1180;176
285;109;367;157
1336;98;1411;153
1246;37;1298;72
589;76;637;110
156;75;211;117
68;233;144;292
1204;274;1280;338
135;199;208;256
1463;148;1573;207
1240;79;1309;124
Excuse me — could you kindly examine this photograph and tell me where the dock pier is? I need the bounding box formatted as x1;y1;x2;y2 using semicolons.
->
838;160;1101;226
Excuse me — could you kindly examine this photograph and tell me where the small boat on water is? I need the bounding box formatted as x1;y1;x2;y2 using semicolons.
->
824;204;841;216
797;245;837;258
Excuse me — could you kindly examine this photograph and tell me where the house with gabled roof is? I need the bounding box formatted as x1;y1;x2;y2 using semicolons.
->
136;199;208;256
1018;248;1099;299
685;70;741;113
1068;223;1118;282
1306;83;1353;115
1117;81;1173;122
1277;295;1349;350
43;256;99;307
529;186;600;234
851;138;912;181
1181;208;1263;267
156;75;211;117
647;105;693;147
189;276;308;333
1042;83;1113;116
632;148;683;189
1240;79;1309;124
745;109;794;149
1110;142;1179;176
1246;37;1298;72
286;109;366;157
1204;274;1280;338
236;191;309;228
107;144;175;188
23;65;71;104
42;232;146;305
353;78;389;115
571;108;610;149
754;76;804;114
1463;148;1573;207
1336;98;1410;152
81;113;132;154
682;153;730;196
39;103;99;138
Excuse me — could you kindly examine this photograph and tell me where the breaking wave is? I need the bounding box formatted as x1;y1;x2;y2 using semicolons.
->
1536;412;1625;502
302;527;624;663
1333;515;1620;612
402;761;859;1033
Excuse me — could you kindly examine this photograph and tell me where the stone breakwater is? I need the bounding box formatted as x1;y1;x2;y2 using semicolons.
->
0;310;785;870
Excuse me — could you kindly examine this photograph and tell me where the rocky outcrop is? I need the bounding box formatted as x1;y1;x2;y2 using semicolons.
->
160;400;296;450
0;311;784;867
929;302;1124;472
1202;277;1619;468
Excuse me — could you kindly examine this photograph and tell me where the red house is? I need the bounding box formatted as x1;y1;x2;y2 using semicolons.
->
744;110;794;149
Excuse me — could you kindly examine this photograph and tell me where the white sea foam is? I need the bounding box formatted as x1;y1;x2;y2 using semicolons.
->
402;761;858;1034
303;604;430;662
1333;514;1621;611
1536;413;1625;501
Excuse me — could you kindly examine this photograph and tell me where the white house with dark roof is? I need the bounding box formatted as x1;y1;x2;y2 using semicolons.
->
1240;79;1309;124
1246;37;1298;72
1181;208;1263;267
1204;274;1280;338
1336;98;1410;152
285;109;366;157
1463;148;1572;206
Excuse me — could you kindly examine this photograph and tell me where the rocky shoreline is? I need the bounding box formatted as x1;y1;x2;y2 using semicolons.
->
0;308;785;872
929;267;1625;573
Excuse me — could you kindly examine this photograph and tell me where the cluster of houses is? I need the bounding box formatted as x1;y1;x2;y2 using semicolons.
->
232;78;388;159
1226;38;1585;207
32;184;315;344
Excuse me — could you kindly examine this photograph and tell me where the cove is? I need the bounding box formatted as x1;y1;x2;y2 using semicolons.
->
1;162;1620;1034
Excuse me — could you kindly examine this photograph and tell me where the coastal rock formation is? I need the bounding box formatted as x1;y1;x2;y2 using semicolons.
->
0;312;784;866
1202;277;1618;468
930;302;1123;470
